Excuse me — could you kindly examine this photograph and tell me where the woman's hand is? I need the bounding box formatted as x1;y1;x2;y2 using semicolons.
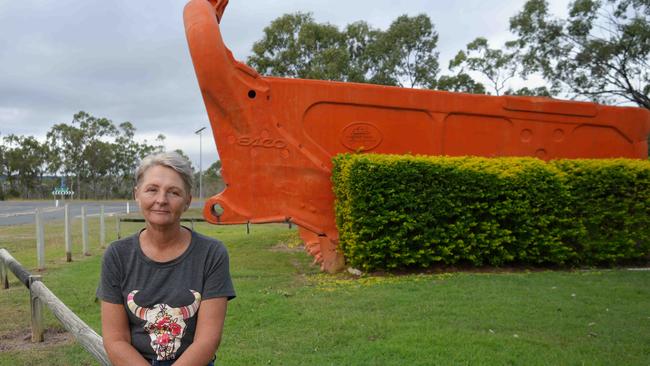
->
173;297;229;366
101;301;151;366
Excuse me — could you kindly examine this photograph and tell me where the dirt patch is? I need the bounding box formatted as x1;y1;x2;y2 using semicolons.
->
0;327;74;352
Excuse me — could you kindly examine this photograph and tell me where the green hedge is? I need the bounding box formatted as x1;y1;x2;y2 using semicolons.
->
332;154;650;271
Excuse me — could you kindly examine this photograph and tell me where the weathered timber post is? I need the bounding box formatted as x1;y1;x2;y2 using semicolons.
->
126;201;130;214
35;209;45;271
1;249;110;365
30;280;111;365
116;215;121;239
82;207;89;256
65;204;72;262
0;255;8;289
100;205;106;248
29;275;44;342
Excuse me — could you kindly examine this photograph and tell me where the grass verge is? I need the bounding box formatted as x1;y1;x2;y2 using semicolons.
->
0;211;649;365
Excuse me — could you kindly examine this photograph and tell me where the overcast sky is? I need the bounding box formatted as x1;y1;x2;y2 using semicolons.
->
0;0;568;170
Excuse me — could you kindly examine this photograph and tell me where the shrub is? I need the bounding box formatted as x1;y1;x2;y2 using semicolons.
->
332;154;650;271
551;159;650;264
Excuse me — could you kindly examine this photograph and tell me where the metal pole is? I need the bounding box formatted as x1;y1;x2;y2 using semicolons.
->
200;132;203;201
195;126;206;201
82;206;89;256
35;209;45;271
65;204;72;262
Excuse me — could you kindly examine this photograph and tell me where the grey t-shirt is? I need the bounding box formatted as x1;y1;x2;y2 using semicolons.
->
96;229;236;361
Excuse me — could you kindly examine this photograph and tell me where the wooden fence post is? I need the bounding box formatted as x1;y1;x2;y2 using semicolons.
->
2;249;110;365
29;275;44;342
82;207;89;256
0;256;8;289
116;216;121;239
35;209;45;271
100;205;106;248
29;279;111;365
65;204;72;262
126;201;130;214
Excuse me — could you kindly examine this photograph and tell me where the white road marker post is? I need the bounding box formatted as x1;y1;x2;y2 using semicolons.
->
100;205;106;248
35;209;45;271
82;207;89;256
65;204;72;262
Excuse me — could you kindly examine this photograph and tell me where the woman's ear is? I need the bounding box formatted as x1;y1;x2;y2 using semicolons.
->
185;195;192;211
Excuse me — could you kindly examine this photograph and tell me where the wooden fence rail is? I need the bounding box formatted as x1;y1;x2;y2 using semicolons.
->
1;248;31;288
0;248;110;366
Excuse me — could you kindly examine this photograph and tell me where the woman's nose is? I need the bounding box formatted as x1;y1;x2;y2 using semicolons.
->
154;191;169;204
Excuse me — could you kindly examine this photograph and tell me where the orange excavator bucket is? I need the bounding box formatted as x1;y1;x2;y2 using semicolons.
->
183;0;650;272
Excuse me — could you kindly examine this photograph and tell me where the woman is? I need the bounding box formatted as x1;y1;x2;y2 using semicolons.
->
97;151;235;366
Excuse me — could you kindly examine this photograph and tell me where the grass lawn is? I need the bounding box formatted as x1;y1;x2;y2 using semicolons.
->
0;210;649;365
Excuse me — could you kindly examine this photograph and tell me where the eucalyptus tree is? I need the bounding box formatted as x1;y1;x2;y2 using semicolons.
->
248;12;440;88
105;123;166;198
47;122;84;196
81;115;118;198
369;14;440;88
202;160;225;197
344;21;381;82
2;134;47;198
510;0;650;108
448;37;517;96
248;13;346;80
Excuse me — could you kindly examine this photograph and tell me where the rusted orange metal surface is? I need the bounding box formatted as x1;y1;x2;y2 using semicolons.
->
184;0;650;272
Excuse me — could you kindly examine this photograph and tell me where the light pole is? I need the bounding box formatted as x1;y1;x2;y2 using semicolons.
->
195;127;206;202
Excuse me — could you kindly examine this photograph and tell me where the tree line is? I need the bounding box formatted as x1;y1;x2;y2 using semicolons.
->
248;0;649;107
0;111;223;200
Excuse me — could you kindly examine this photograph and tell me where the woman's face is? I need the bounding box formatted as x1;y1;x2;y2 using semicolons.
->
135;165;191;228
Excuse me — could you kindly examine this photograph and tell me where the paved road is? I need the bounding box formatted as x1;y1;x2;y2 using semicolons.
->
0;201;204;226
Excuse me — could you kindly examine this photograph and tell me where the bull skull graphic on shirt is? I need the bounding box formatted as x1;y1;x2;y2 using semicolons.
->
127;290;201;360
